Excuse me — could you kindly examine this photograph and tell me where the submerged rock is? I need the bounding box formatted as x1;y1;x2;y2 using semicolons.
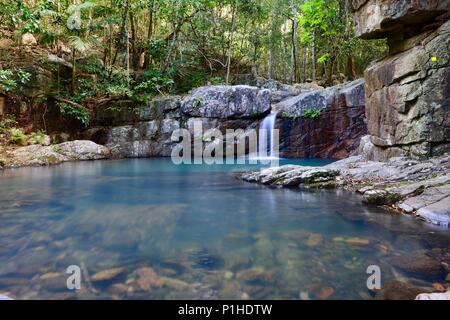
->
134;267;163;291
91;267;125;282
390;251;447;281
375;280;428;300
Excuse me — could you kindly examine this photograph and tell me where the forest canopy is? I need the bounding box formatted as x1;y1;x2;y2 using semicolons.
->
0;0;387;106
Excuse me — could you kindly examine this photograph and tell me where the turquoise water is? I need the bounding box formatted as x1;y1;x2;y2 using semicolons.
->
0;158;448;300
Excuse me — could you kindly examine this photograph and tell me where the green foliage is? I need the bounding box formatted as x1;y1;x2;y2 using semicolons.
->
0;69;32;93
0;115;18;134
301;109;321;120
28;130;48;145
58;102;90;127
8;128;27;145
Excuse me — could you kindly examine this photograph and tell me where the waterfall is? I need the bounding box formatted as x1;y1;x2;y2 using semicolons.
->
258;111;278;158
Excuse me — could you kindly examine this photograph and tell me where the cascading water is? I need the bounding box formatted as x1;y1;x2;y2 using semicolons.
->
258;111;278;158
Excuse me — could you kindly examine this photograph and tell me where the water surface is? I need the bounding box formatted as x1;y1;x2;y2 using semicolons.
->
0;159;448;300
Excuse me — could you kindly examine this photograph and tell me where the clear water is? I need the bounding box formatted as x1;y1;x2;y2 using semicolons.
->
0;158;449;300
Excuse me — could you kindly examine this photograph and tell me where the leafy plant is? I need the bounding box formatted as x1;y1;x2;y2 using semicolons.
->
301;109;321;120
8;128;27;145
28;130;48;145
0;115;18;134
58;102;90;127
0;69;31;93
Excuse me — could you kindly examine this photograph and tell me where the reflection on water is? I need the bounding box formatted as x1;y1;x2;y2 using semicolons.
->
0;159;449;300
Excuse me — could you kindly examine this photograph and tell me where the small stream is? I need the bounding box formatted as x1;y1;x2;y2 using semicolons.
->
0;158;449;299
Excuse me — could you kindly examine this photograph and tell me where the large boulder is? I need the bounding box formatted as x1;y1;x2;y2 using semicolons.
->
9;140;110;167
181;85;270;119
275;79;367;159
103;119;180;158
351;0;449;39
352;1;450;161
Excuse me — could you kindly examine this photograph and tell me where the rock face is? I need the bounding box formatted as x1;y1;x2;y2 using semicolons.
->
352;0;449;39
8;140;110;167
352;1;450;160
275;79;367;159
87;82;367;159
181;85;271;118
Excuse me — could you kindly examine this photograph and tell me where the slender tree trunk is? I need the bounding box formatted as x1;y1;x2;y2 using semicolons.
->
302;47;307;82
120;0;129;68
347;49;356;80
290;0;298;84
145;0;155;68
226;4;237;84
129;11;137;70
311;30;316;81
71;48;76;94
282;24;287;83
268;7;275;80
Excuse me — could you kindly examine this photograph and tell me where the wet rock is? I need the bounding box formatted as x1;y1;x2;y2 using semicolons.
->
134;267;163;291
390;251;446;281
416;196;450;227
189;249;225;270
375;280;428;300
228;255;253;272
160;277;189;290
276;79;367;159
91;267;125;282
236;267;274;285
109;283;129;294
37;272;68;291
344;237;370;247
182;85;270;119
306;233;323;247
362;189;401;205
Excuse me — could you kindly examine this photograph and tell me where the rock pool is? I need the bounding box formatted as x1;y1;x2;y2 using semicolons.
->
0;159;449;300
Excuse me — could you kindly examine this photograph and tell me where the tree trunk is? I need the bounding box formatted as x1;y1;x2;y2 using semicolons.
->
129;11;137;70
289;1;298;84
120;0;129;68
302;47;307;82
226;4;237;84
311;30;316;81
268;7;275;80
347;49;356;80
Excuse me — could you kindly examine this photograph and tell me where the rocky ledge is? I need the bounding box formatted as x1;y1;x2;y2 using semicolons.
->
1;140;110;169
239;153;450;228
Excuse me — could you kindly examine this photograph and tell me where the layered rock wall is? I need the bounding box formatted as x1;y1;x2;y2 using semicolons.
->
275;79;367;159
353;1;450;160
87;82;367;159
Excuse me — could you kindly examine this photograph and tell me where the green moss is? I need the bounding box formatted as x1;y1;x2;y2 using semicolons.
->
365;191;402;205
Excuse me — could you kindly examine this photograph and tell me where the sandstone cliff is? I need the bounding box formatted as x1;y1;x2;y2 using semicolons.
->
352;0;450;160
